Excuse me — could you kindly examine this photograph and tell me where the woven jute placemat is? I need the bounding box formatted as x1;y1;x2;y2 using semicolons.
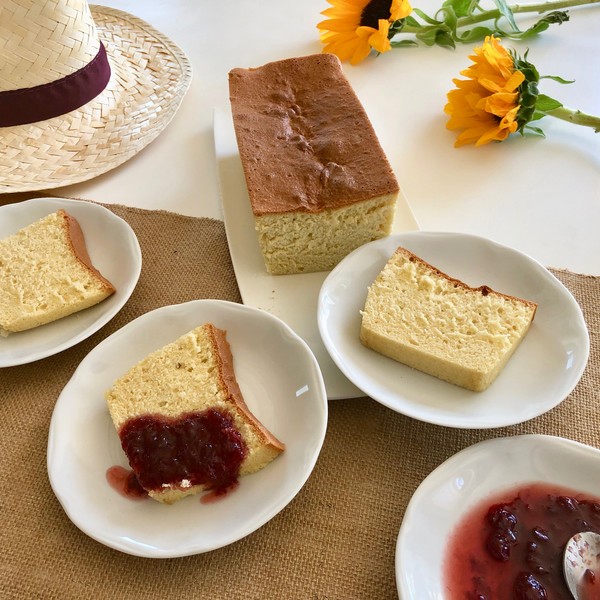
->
1;203;598;599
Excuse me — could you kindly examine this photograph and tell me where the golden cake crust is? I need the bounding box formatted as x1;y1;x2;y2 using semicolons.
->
62;210;116;294
228;53;399;216
208;323;286;453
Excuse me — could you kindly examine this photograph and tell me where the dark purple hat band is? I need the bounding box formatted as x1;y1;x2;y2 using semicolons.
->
0;42;111;128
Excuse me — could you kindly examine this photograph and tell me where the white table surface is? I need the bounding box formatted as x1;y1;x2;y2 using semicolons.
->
59;0;600;275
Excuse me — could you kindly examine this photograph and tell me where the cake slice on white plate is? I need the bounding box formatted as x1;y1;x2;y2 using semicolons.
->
105;323;285;504
0;209;115;336
360;247;537;392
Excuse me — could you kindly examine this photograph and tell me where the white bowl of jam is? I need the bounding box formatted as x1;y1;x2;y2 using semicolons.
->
396;435;600;599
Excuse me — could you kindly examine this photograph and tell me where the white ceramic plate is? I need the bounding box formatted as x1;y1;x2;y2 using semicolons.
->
47;299;328;557
213;107;420;400
396;435;600;599
318;231;589;428
0;197;141;367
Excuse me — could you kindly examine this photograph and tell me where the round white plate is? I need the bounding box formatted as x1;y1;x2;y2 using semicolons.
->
396;435;600;599
0;197;141;367
47;299;328;557
318;231;589;428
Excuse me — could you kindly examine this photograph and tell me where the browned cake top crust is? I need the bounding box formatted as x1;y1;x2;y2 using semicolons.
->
228;53;399;216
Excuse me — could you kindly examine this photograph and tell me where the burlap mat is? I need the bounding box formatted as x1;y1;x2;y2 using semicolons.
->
1;203;598;599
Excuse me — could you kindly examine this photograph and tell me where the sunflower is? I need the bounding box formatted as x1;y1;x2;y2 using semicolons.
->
445;36;600;146
318;0;413;65
444;36;526;147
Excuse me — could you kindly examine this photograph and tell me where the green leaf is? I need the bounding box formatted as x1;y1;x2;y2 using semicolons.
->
441;0;473;18
512;53;540;84
536;94;564;112
388;19;406;37
539;10;570;25
435;30;457;48
501;10;570;39
403;15;421;27
491;0;520;32
516;20;552;38
439;6;459;31
414;23;456;47
455;25;496;42
467;0;482;14
515;64;541;131
523;124;546;137
413;8;444;25
541;74;575;85
528;111;547;122
415;27;443;45
390;39;419;47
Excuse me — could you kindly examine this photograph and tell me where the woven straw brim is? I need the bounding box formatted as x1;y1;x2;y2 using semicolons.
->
0;5;192;194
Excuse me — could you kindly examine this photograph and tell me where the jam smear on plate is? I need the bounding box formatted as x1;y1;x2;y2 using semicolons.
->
107;408;248;500
444;482;600;600
106;465;147;500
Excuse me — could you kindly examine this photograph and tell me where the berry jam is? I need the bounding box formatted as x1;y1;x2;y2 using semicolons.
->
116;408;248;496
106;465;148;500
444;483;600;600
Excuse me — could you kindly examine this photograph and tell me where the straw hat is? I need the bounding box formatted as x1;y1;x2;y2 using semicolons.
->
0;1;192;193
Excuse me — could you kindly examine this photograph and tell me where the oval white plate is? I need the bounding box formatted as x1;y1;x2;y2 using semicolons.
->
0;197;141;367
318;231;589;428
396;435;600;599
47;299;328;557
213;107;419;400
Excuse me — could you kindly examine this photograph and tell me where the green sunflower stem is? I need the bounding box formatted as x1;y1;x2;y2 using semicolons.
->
547;106;600;132
395;0;600;35
456;0;600;27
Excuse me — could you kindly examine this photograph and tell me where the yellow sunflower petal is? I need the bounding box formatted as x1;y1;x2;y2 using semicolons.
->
318;0;407;63
349;33;375;65
474;126;510;146
505;70;526;91
445;35;525;147
321;30;361;46
320;8;357;18
323;0;367;9
322;26;370;62
446;107;496;130
472;107;519;146
478;91;520;117
327;44;359;61
317;17;360;32
390;0;413;20
454;124;498;147
366;20;392;54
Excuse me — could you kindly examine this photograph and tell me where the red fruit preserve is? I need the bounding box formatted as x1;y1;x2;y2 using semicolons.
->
108;408;248;499
106;465;147;500
443;483;600;600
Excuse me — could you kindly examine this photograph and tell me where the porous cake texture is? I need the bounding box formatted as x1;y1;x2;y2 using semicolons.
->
105;323;285;504
360;247;537;391
229;53;399;275
0;209;115;336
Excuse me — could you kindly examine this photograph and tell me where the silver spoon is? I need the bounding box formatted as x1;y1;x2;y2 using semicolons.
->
563;531;600;599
